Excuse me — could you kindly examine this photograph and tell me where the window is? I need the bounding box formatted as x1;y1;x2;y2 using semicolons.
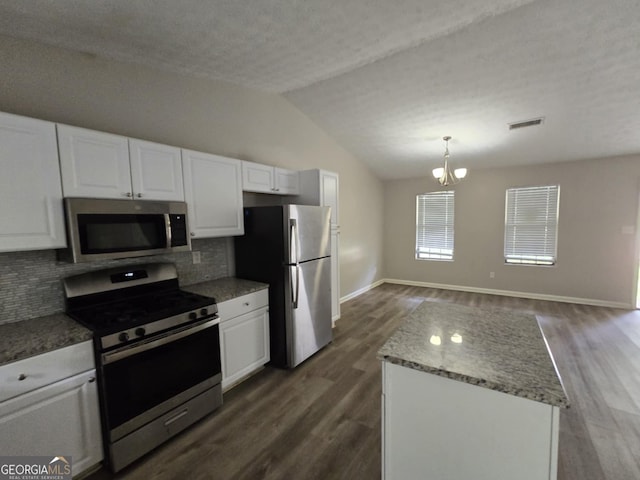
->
504;185;559;265
416;191;455;261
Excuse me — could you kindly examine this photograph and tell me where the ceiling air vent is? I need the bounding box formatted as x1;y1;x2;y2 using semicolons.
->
508;117;544;130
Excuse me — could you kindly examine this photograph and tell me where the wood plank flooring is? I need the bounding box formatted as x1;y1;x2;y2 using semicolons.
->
86;283;640;480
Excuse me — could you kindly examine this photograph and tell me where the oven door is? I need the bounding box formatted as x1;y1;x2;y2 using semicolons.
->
100;317;221;442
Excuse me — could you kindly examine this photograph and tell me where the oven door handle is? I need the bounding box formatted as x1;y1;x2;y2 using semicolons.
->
102;317;219;365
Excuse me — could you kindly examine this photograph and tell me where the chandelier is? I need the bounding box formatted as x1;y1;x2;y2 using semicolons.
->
432;136;467;186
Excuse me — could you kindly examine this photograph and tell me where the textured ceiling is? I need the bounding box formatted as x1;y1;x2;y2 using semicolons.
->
0;0;639;179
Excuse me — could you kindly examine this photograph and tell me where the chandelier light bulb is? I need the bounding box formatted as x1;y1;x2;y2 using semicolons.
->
454;168;467;179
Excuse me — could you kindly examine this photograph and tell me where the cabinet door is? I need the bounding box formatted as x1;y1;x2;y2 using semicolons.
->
220;307;270;391
320;171;339;229
0;369;103;476
129;139;184;201
242;160;274;193
383;362;558;480
274;167;299;195
330;231;341;322
58;124;131;199
0;112;66;251
182;149;244;237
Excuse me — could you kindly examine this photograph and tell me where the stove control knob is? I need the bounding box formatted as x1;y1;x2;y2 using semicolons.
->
200;308;208;316
119;332;130;343
189;311;198;320
135;327;146;337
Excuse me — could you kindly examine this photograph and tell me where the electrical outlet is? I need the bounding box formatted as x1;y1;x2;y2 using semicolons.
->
489;271;495;279
192;251;201;264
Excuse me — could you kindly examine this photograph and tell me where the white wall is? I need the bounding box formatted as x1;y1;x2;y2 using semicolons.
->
0;35;384;299
384;156;640;307
2;34;636;308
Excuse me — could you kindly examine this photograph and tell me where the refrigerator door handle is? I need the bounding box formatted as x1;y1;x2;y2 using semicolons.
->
290;218;299;265
291;264;300;309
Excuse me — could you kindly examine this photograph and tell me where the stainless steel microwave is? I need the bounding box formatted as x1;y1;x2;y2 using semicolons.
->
62;198;191;263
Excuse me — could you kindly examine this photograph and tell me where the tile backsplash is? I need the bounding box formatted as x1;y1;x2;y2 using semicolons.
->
0;238;232;325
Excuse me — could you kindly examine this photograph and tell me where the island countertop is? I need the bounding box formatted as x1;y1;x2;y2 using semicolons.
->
377;301;569;408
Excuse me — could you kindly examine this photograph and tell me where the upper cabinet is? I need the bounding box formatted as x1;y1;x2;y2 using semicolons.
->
57;125;184;201
128;139;184;201
0;112;66;252
242;160;299;195
57;125;130;199
297;169;339;230
182;149;244;238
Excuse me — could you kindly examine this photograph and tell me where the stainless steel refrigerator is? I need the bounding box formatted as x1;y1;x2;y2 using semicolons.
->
234;205;332;368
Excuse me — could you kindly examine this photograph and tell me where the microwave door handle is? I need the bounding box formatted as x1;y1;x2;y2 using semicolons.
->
165;213;172;248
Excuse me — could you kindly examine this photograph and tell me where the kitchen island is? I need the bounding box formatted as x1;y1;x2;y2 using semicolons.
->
378;301;569;480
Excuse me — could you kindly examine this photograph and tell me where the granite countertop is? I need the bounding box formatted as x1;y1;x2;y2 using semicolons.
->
377;301;569;408
182;276;268;303
0;314;93;367
0;277;268;368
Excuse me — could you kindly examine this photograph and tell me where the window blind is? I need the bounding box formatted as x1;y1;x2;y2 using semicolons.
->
416;191;455;260
504;185;559;265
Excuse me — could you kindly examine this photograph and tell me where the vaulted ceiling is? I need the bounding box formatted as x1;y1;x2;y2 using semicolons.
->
1;0;638;179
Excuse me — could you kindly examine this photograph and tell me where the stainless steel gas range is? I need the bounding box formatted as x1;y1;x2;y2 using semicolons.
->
63;263;222;473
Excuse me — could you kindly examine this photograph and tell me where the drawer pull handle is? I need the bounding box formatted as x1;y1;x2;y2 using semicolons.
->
18;373;27;381
164;409;189;427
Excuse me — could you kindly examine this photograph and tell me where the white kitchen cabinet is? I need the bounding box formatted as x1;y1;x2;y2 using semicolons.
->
182;149;244;238
0;341;103;476
58;124;131;199
0;112;66;252
242;160;299;195
58;124;184;201
128;139;184;201
297;169;340;321
217;289;270;391
382;361;560;480
297;169;339;229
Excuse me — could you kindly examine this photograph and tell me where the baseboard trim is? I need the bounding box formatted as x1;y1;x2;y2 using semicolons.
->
340;279;386;304
382;278;633;309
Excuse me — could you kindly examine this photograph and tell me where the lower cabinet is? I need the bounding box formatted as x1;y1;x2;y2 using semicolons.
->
382;361;560;480
217;290;270;391
0;342;103;476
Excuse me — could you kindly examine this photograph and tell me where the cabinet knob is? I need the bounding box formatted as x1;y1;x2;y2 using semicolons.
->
243;302;250;306
136;193;143;198
124;192;133;197
18;373;26;381
88;377;96;383
190;232;195;237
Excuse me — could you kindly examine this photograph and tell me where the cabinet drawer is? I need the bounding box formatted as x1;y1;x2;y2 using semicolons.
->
217;289;268;321
0;341;95;402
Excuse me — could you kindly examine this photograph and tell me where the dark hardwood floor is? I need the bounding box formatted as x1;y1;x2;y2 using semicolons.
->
87;283;640;479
